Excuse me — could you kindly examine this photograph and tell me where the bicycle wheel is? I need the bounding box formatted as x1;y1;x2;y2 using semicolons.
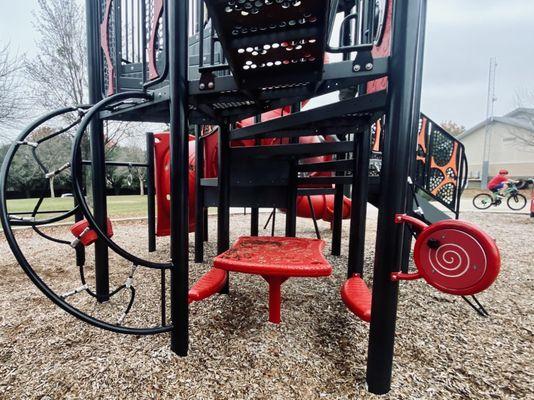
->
473;193;493;210
507;193;527;210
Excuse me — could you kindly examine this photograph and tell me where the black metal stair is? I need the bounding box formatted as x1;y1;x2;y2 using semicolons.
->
231;140;353;159
230;91;387;140
204;0;332;89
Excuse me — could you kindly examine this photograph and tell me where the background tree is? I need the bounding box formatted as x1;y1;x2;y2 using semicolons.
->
32;126;73;197
508;89;534;149
25;0;87;113
440;120;466;137
105;145;147;195
0;44;28;138
26;0;142;148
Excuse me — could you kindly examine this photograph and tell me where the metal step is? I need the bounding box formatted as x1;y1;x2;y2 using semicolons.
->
297;159;354;172
231;91;387;140
297;176;353;185
231;140;354;159
204;0;332;89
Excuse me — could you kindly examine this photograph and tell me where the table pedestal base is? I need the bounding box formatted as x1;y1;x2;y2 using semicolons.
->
262;276;288;323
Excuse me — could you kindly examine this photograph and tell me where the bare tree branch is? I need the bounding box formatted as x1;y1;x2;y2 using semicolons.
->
25;0;87;117
508;89;534;149
0;44;28;137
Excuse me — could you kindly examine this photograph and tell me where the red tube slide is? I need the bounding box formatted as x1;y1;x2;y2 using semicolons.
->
153;107;352;236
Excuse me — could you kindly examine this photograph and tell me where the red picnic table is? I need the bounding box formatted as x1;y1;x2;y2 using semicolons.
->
214;236;332;323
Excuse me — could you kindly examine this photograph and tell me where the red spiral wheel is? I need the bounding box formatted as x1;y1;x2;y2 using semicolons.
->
413;220;501;295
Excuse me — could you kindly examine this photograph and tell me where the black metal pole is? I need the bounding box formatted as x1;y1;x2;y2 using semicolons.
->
271;208;276;236
85;0;109;303
347;129;371;277
73;145;85;268
366;0;427;394
401;10;428;274
203;207;209;241
168;0;190;356
217;124;231;293
332;6;353;256
285;105;299;238
331;150;344;255
250;208;259;236
146;132;156;252
195;126;205;262
250;115;261;236
307;195;321;239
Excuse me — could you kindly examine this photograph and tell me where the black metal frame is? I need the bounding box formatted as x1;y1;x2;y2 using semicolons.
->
0;0;473;395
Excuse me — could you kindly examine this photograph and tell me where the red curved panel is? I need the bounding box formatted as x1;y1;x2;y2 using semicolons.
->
367;0;393;94
153;132;196;236
148;0;164;80
100;0;115;96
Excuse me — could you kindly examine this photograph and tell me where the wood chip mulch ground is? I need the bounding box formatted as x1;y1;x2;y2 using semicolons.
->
0;210;532;399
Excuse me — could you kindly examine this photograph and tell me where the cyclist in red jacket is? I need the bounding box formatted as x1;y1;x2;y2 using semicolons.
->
487;169;510;199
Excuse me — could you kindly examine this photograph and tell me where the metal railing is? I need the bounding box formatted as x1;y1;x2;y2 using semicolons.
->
96;0;390;94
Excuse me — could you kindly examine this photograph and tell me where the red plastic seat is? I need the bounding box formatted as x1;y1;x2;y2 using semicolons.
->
214;236;332;277
341;274;372;322
70;218;113;247
188;268;228;303
214;236;332;323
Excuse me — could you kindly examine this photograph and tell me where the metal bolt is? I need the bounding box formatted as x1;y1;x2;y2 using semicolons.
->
199;83;206;90
353;64;361;72
208;82;214;89
365;62;373;70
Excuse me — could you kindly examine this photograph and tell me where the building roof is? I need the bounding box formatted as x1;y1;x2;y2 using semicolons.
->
457;108;534;141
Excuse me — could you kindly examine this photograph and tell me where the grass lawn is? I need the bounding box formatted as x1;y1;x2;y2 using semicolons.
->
6;195;149;219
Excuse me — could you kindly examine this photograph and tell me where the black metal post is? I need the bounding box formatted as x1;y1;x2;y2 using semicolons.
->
217;124;231;293
331;150;344;255
285;104;299;238
146;132;156;252
401;10;428;274
73;146;85;268
250;208;259;236
366;0;427;394
332;6;353;256
85;0;109;303
347;129;371;277
168;0;190;356
203;208;209;241
250;115;261;236
195;126;205;262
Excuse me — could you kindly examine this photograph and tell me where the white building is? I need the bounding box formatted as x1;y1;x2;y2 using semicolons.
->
458;108;534;179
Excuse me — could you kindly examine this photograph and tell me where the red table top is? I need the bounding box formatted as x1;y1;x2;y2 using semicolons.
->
214;236;332;277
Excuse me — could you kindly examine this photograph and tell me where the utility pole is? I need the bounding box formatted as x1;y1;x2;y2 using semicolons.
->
480;57;497;189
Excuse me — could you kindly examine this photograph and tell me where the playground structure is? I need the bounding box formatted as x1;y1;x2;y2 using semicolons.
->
0;0;502;394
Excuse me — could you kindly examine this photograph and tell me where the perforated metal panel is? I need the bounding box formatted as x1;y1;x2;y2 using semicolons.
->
205;0;331;89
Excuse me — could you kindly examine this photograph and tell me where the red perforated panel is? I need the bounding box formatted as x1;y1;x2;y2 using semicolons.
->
214;236;332;277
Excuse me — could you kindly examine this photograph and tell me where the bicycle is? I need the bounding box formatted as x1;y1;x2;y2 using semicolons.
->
472;182;528;211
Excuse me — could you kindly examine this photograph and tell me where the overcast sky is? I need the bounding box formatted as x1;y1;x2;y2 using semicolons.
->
1;0;533;129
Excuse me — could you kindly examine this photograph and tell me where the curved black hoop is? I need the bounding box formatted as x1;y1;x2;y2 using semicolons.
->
4;107;88;225
0;106;172;335
70;91;172;271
